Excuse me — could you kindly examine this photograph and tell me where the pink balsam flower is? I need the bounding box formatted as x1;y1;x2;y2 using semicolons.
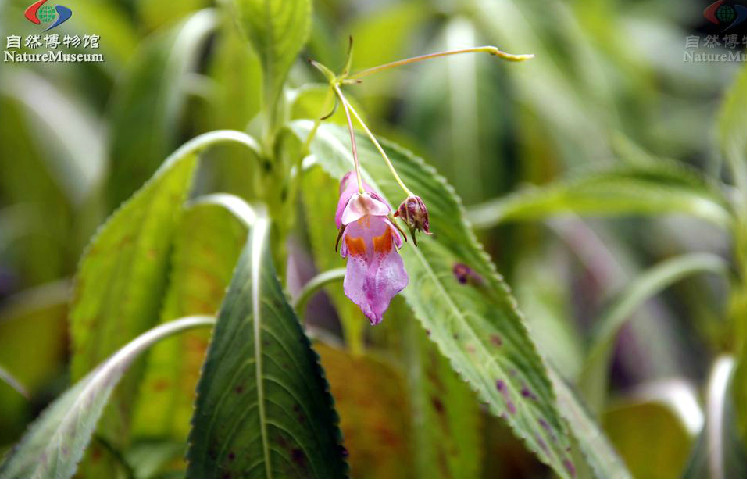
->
335;172;408;325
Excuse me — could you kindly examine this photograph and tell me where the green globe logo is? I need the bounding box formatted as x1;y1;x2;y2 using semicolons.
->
716;4;737;22
24;1;72;30
704;1;747;29
36;4;56;22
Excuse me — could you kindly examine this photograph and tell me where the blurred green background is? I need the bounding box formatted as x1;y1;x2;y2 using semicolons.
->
0;0;744;477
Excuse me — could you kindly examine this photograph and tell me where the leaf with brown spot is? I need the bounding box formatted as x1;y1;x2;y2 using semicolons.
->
70;150;198;478
131;200;247;442
316;343;413;479
186;216;347;479
403;314;482;479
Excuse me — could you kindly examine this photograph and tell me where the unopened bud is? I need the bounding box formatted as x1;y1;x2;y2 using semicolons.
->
395;195;431;245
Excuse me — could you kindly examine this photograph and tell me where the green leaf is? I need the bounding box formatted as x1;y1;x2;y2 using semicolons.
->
207;16;262;131
717;62;747;187
0;97;71;286
731;287;747;448
136;0;211;31
683;357;747;479
350;2;425;76
315;342;413;478
469;0;613;167
231;0;311;129
107;9;217;207
297;277;483;479
579;253;728;414
61;0;139;70
2;70;105;206
186;214;347;479
295;122;578;478
514;252;584;380
404;314;482;479
349;1;426;118
402;18;506;205
717;65;747;329
70;131;260;475
0;282;69;443
125;441;186;479
602;384;697;479
0;317;215;479
71;153;198;448
467;165;732;230
193;14;264;203
549;368;630;479
131;197;250;441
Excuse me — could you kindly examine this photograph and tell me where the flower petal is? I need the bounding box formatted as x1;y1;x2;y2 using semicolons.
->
335;171;391;228
340;216;408;324
343;243;408;325
340;193;390;226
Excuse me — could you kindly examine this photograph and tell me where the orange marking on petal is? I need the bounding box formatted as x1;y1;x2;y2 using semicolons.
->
345;236;367;256
373;228;394;254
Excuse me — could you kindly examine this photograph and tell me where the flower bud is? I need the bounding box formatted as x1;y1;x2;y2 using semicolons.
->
395;195;431;244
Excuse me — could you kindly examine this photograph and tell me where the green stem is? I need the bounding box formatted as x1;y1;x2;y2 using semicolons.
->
292;268;364;355
288;85;336;216
337;87;414;197
347;45;533;80
187;193;256;228
293;268;346;316
159;130;262;174
333;83;365;193
301;86;335;155
94;435;136;479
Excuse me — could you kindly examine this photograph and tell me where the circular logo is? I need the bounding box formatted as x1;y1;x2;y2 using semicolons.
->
717;4;737;22
37;4;56;23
